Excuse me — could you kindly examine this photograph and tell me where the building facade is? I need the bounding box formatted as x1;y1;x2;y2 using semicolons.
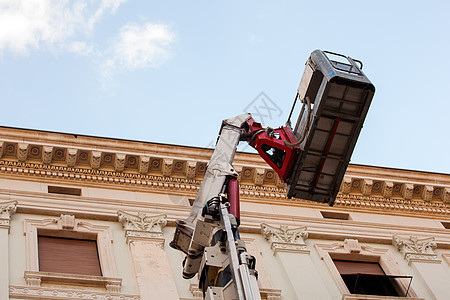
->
1;126;450;300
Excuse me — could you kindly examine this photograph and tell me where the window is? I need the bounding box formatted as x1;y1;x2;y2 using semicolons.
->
441;221;450;229
320;211;350;220
47;185;82;196
333;260;400;296
24;215;121;292
38;236;102;276
315;239;418;299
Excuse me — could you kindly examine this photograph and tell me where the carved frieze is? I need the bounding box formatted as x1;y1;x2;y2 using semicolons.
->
117;210;167;242
401;183;414;200
0;141;3;158
341;176;352;194
361;179;373;196
381;181;393;198
138;156;150;174
185;161;197;179
42;146;53;164
0;200;17;230
422;185;434;202
442;187;450;204
0;139;449;216
17;143;29;162
162;159;173;177
253;168;266;186
90;151;101;169
66;148;78;167
393;235;440;265
261;223;308;254
114;154;126;172
253;168;265;186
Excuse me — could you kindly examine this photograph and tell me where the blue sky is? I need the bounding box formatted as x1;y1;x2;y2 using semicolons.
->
0;1;449;174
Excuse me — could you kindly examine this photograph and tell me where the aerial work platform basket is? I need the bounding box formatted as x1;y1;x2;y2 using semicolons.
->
286;50;375;205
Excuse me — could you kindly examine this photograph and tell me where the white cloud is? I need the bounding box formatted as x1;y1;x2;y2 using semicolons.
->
100;22;175;85
67;41;95;56
108;22;175;70
0;0;126;54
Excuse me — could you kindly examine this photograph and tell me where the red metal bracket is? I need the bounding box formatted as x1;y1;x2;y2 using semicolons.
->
242;118;300;182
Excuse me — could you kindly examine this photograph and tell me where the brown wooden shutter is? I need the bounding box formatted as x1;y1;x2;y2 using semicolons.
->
38;236;102;276
333;260;385;275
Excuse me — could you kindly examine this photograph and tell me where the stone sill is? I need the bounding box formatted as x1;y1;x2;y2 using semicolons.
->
342;294;424;300
24;271;122;292
10;284;139;300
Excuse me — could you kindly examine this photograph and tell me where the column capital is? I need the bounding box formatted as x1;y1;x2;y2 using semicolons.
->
117;210;167;243
0;200;18;231
261;223;308;254
393;234;440;265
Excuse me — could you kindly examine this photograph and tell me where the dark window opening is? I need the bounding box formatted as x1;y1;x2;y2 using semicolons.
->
320;211;350;220
334;260;405;297
38;236;102;276
261;144;286;169
441;221;450;229
48;186;81;196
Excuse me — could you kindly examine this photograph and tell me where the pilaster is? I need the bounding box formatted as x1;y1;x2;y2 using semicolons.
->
261;223;308;254
0;200;17;230
393;235;440;265
0;201;17;299
393;235;450;299
261;223;330;299
117;210;178;300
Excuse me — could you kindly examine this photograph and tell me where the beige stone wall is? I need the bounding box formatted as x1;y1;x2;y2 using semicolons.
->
1;127;450;299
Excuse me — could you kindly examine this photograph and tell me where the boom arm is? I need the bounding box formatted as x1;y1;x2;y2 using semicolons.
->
171;113;261;299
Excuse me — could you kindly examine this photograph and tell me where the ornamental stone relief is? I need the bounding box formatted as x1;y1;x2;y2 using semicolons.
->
117;210;167;241
340;176;352;194
42;146;53;164
393;235;440;265
18;143;29;162
261;223;308;254
186;161;197;179
114;154;126;172
0;200;17;229
66;148;78;167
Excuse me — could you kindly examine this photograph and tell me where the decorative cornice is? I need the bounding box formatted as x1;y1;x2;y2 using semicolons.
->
0;200;17;230
1;159;450;217
0;137;449;216
9;285;139;300
261;223;308;254
117;210;167;242
393;235;440;265
334;194;450;215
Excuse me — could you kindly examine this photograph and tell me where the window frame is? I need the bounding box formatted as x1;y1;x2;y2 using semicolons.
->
315;239;419;299
24;215;121;292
